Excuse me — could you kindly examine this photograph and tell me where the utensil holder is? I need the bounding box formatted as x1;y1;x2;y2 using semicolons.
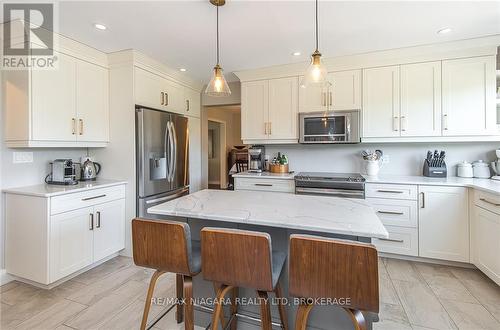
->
423;160;447;178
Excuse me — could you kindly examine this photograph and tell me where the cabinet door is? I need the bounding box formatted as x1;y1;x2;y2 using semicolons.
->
184;87;201;118
93;199;125;262
188;117;202;192
241;80;269;140
362;66;400;137
419;186;469;262
472;207;500;286
328;70;361;110
135;67;164;109
76;60;109;142
162;79;184;115
268;77;298;140
50;207;94;282
31;52;77;141
400;62;441;137
442;56;496;136
298;76;328;113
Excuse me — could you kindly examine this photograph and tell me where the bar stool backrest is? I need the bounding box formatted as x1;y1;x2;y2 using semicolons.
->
201;227;274;291
132;218;193;276
289;234;379;313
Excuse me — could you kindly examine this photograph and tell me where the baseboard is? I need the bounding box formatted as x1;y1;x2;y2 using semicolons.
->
380;252;476;268
1;269;14;285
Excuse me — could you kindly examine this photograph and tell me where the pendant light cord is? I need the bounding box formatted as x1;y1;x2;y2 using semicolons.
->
315;0;319;52
216;4;220;65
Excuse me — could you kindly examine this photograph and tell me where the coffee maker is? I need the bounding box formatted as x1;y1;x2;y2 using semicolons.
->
491;149;500;181
248;145;265;173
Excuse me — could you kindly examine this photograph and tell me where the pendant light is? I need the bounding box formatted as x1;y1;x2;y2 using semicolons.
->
205;0;231;97
300;0;327;88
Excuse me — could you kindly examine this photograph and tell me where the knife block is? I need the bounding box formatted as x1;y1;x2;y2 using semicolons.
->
423;160;447;178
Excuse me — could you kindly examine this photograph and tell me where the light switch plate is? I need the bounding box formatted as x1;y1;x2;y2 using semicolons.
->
13;152;33;163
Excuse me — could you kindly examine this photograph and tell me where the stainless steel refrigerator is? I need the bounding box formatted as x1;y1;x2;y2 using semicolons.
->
136;107;189;218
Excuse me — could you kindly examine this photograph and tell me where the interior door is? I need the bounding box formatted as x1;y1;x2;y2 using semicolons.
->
93;199;125;262
136;108;172;197
170;114;189;191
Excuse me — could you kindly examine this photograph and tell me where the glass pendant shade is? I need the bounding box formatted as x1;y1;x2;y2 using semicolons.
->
300;50;327;88
205;64;231;97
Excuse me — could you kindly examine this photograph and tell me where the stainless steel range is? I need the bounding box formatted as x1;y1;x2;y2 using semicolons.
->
294;172;365;199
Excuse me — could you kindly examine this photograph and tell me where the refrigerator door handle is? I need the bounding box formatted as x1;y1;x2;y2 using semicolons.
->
164;121;170;181
168;122;175;182
170;122;178;182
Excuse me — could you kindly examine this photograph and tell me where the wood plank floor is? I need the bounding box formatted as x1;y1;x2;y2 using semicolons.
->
1;256;499;330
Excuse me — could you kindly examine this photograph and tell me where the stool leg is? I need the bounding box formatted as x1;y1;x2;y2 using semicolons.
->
176;274;184;323
140;270;166;330
184;276;194;330
230;287;239;330
257;291;272;330
294;303;313;330
274;283;288;330
211;284;234;330
343;308;367;330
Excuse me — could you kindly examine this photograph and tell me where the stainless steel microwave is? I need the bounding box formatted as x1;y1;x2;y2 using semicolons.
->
299;110;360;144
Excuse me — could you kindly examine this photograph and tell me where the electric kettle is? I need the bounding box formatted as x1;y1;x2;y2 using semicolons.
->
81;158;101;181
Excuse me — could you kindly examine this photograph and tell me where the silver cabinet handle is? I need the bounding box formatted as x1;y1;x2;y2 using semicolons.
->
269;122;272;135
401;116;407;132
254;183;273;187
264;122;268;135
479;198;500;207
377;210;404;215
186;100;190;112
72;118;76;135
89;213;94;230
377;190;404;194
79;119;84;135
161;92;164;105
82;194;106;201
329;91;333;106
393;116;399;131
421;192;425;208
443;114;448;130
165;92;169;106
378;237;404;243
96;211;101;228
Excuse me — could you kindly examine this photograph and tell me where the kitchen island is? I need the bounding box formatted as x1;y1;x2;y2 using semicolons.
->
148;189;388;330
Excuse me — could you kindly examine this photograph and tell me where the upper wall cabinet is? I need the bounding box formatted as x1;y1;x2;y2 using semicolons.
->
442;56;496;136
363;65;401;138
4;51;109;148
241;77;298;144
299;69;361;113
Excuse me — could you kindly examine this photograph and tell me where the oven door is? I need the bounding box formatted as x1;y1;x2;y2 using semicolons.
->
299;111;359;144
295;187;365;199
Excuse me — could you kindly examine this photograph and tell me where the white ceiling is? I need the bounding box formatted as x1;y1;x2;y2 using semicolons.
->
57;1;500;84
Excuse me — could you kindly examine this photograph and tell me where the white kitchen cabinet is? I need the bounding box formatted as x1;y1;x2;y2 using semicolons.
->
4;49;110;148
5;183;126;286
134;67;184;115
241;80;269;141
472;205;500;286
372;226;419;257
184;87;201;118
362;66;401;137
188;117;202;192
400;61;442;137
268;77;298;140
442;56;497;136
418;185;469;262
299;70;361;113
234;177;295;193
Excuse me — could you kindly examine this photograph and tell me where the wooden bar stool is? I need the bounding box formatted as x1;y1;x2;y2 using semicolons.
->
201;227;289;330
132;218;201;330
289;235;379;330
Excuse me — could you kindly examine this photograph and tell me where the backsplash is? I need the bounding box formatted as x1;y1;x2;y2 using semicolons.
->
265;142;500;176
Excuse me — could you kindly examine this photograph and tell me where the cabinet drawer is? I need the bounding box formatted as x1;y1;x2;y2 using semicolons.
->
234;178;294;193
372;226;418;256
474;190;500;216
50;185;126;215
366;183;417;200
366;198;418;228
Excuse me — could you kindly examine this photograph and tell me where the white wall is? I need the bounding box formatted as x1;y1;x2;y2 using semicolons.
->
265;142;500;176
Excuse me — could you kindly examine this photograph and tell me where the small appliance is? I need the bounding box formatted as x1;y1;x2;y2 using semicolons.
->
299;110;360;144
491;150;500;181
423;150;447;178
248;145;265;173
46;159;78;185
81;157;102;181
295;172;365;199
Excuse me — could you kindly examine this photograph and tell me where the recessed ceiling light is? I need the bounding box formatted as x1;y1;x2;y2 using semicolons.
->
94;23;107;31
292;52;301;56
179;68;187;72
437;27;452;35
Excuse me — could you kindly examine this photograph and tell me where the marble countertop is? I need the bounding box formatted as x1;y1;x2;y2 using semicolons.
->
232;171;296;180
148;189;389;239
364;175;500;196
2;179;128;197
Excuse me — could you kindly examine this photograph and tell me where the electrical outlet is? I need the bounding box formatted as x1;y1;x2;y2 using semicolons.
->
381;155;390;164
13;152;33;164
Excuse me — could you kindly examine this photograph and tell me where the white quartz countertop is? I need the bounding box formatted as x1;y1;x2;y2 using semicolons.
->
2;179;128;197
364;175;500;196
148;189;389;239
232;171;296;180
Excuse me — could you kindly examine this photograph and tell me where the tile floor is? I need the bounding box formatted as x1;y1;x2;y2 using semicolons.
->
1;256;499;330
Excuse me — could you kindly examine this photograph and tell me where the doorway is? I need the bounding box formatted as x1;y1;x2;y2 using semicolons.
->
207;120;227;189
